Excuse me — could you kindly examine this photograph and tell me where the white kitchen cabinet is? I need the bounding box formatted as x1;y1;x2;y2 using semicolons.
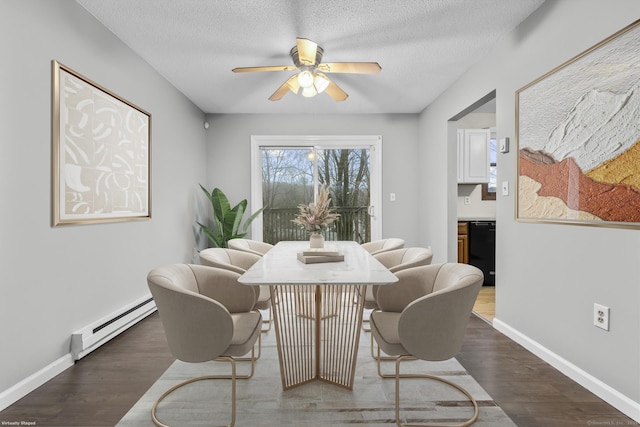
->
457;128;490;183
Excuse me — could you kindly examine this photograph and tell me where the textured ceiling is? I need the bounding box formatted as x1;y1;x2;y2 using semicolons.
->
76;0;544;114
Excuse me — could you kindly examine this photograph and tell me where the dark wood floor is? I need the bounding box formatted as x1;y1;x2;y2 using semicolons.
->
1;312;637;427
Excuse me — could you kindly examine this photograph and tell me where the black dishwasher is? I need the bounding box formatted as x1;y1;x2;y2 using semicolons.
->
468;221;495;286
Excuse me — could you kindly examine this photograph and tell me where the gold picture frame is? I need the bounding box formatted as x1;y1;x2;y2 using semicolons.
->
52;60;151;226
516;19;640;229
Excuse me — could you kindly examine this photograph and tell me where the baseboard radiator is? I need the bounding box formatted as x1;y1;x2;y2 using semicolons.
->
71;295;156;360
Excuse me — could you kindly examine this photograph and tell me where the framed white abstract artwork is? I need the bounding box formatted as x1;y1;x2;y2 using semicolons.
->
52;60;151;226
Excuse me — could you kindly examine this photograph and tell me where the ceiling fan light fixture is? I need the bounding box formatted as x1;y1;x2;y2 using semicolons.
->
313;73;330;94
302;86;318;98
297;70;314;88
234;38;379;102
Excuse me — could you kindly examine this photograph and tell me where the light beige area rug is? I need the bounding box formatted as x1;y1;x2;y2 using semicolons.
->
117;326;516;426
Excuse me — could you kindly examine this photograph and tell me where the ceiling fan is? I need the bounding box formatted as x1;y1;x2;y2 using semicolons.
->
232;38;381;102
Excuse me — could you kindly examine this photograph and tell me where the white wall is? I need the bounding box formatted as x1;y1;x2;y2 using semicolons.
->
204;113;421;246
4;0;640;421
0;0;207;407
419;0;640;420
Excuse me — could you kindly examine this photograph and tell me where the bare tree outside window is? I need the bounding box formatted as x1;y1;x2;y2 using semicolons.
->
261;147;371;244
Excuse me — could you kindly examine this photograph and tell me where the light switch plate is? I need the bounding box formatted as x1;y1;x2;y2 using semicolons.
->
502;181;509;196
499;137;510;153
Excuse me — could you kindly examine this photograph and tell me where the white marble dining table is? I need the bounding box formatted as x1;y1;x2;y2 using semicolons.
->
238;240;398;390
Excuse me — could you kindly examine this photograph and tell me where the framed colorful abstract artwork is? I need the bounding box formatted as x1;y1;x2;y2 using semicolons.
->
52;60;151;226
516;20;640;228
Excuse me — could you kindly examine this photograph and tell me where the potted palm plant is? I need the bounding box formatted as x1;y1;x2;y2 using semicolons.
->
197;185;264;248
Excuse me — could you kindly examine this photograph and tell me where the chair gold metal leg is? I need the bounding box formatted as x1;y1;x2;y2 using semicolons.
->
362;307;372;333
371;332;400;362
255;331;262;360
376;345;414;378
232;336;259;375
394;355;479;427
369;309;397;361
261;305;273;332
151;356;237;427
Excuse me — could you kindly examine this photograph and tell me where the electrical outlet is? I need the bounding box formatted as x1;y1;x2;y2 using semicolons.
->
593;303;610;331
464;196;471;205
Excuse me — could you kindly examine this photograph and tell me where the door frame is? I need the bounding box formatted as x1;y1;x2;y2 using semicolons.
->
250;135;382;242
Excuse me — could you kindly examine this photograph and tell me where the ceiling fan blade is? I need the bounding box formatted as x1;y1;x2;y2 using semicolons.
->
317;62;381;74
269;75;300;101
324;78;348;102
296;38;318;65
233;65;298;73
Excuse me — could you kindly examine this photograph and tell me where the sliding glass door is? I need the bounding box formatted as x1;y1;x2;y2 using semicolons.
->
251;135;382;244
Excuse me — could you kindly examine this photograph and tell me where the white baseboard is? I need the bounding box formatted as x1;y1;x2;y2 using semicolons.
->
493;318;640;423
0;353;73;412
71;295;156;360
1;297;156;412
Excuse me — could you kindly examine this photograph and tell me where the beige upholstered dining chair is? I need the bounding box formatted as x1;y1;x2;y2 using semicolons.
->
228;238;273;256
199;247;261;273
360;238;405;255
366;246;434;310
199;248;272;334
370;263;483;427
147;264;262;427
364;247;434;350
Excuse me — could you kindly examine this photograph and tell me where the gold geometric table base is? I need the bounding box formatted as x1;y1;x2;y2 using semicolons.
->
270;284;366;390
